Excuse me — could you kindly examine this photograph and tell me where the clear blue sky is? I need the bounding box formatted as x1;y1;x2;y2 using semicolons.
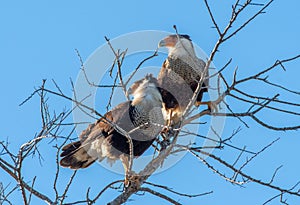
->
1;1;300;204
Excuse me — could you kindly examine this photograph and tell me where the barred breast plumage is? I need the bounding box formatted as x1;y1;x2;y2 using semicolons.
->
60;74;165;175
157;34;209;125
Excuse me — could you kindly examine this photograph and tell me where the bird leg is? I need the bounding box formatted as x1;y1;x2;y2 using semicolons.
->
120;155;140;191
159;109;175;150
195;101;218;112
161;109;173;133
120;155;131;189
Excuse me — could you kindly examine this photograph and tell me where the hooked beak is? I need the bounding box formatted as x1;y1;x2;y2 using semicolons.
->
158;39;166;47
158;36;177;48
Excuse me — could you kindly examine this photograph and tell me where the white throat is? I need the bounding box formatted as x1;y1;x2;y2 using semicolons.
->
168;39;196;58
131;83;162;108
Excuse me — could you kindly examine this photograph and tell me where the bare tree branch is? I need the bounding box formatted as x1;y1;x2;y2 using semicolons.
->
1;1;300;204
138;187;182;205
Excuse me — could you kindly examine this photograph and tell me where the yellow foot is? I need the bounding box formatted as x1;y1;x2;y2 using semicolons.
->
124;172;140;191
124;177;130;189
195;101;218;112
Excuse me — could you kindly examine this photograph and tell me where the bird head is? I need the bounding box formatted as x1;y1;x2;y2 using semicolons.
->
128;74;163;107
158;34;194;57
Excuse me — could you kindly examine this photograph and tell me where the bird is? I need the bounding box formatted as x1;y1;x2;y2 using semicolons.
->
157;34;213;126
60;74;165;185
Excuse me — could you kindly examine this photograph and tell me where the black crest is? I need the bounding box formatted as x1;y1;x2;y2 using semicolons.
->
178;34;192;41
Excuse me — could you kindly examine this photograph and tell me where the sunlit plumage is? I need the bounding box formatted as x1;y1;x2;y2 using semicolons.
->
157;34;209;125
60;74;165;178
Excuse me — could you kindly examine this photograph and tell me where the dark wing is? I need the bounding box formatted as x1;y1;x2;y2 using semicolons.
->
157;55;210;127
105;101;159;157
157;60;179;109
59;102;130;169
59;140;94;169
60;100;160;169
157;59;195;110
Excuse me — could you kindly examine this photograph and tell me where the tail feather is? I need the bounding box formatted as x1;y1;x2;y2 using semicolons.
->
60;141;96;169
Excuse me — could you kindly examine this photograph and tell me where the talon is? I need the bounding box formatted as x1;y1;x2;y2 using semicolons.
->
123;176;131;191
123;172;140;191
161;125;169;134
157;130;173;150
